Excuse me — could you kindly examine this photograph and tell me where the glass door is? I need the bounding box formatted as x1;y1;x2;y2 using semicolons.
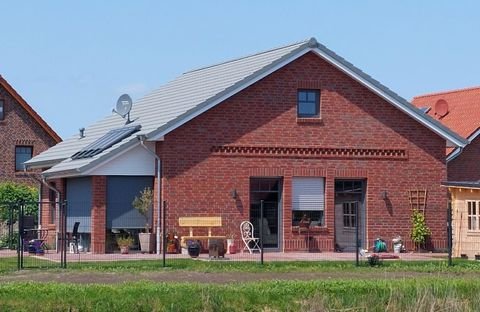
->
250;178;282;249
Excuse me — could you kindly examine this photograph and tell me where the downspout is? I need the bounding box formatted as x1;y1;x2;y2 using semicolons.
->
41;177;62;253
137;136;162;255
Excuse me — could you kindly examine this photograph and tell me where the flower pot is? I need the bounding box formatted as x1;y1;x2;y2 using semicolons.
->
139;233;155;253
120;246;129;254
187;241;201;258
227;239;237;254
167;243;178;254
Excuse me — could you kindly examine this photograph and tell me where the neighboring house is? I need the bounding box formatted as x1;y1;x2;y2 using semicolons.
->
26;38;467;254
0;75;61;184
412;87;480;181
413;87;480;258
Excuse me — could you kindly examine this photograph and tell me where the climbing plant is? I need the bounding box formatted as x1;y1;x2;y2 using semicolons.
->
410;209;431;250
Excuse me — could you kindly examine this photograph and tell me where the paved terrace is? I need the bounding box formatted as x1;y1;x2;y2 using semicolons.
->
0;249;447;263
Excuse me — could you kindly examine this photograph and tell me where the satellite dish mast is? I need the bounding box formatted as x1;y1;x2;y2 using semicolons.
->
113;94;133;124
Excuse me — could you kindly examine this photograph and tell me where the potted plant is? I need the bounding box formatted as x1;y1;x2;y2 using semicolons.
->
117;236;134;254
132;187;156;253
166;230;179;253
226;234;237;254
410;209;431;251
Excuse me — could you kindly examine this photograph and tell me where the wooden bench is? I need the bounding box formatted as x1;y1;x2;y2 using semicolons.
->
179;216;225;248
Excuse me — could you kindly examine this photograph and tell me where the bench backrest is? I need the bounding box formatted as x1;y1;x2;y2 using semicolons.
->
179;217;222;237
179;217;222;227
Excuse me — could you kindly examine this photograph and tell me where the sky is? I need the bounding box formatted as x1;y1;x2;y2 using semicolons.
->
1;1;479;139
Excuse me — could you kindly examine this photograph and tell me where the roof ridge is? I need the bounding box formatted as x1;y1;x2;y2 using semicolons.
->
184;38;314;74
413;85;480;100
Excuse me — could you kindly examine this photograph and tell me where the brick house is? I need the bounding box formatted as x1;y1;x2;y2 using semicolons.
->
0;75;61;184
26;38;466;254
413;87;480;258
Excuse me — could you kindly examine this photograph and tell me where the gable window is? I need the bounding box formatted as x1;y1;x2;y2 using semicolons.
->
468;201;480;231
297;89;320;118
15;146;33;171
0;100;4;120
292;177;325;227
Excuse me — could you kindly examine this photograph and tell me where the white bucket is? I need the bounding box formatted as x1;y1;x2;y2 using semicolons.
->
393;244;402;254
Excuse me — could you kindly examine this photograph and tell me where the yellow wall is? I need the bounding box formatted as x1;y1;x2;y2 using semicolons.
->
450;187;480;259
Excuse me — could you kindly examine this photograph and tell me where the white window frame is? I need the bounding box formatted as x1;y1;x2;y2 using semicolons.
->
467;200;480;231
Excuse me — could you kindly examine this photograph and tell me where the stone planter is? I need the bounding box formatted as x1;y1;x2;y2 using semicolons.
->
139;233;155;254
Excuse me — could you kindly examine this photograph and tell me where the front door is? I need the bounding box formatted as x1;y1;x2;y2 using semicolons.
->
334;180;366;252
250;178;282;249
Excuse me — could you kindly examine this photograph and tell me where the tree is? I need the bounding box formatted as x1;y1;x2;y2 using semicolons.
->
132;187;153;233
0;182;39;222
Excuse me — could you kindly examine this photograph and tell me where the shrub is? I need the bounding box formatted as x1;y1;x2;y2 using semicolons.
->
410;209;431;249
0;182;39;222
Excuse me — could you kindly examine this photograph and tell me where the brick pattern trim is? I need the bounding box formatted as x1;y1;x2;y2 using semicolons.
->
296;80;322;89
211;145;408;160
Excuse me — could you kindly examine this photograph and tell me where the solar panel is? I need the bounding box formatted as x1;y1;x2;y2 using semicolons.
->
71;125;141;160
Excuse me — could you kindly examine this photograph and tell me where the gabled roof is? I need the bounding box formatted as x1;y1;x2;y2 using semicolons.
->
0;76;61;143
412;86;480;160
26;37;467;178
412;86;480;139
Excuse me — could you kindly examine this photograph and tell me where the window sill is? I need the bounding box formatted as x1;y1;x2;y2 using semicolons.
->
296;117;323;125
466;231;480;236
291;226;329;234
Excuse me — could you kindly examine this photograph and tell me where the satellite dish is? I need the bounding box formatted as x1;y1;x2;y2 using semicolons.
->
113;94;133;124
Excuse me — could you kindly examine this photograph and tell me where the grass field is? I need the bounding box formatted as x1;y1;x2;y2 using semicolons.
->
0;278;480;311
2;258;480;311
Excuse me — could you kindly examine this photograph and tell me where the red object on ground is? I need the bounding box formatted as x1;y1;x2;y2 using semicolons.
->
228;244;237;254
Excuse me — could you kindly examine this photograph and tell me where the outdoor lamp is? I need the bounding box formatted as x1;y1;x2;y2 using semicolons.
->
231;189;238;199
381;190;388;200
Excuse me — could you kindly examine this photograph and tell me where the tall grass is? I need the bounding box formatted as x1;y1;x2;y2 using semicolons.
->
0;278;479;311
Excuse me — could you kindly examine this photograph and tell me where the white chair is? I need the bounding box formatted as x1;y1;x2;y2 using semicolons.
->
240;221;261;254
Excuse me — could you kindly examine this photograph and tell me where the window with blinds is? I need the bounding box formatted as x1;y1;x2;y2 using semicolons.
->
292;177;325;226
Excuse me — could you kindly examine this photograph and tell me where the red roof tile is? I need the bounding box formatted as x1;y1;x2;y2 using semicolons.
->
412;86;480;140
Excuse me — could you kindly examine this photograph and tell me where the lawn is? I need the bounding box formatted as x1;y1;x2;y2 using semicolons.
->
2;259;480;311
1;278;480;311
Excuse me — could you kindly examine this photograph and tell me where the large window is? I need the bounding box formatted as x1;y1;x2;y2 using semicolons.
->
297;89;320;118
292;177;325;226
468;201;480;231
15;146;33;171
0;100;4;120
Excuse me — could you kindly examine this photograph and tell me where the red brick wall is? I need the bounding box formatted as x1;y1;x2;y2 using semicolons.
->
448;137;480;182
0;85;58;185
40;178;65;247
158;52;448;251
91;176;106;253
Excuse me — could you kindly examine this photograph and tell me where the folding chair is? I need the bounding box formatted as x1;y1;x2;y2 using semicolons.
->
240;221;261;254
67;222;80;253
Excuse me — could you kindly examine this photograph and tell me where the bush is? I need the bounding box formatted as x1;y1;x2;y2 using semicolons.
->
0;182;38;222
410;209;431;249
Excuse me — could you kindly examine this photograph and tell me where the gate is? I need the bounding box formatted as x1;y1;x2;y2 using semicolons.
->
0;200;67;271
